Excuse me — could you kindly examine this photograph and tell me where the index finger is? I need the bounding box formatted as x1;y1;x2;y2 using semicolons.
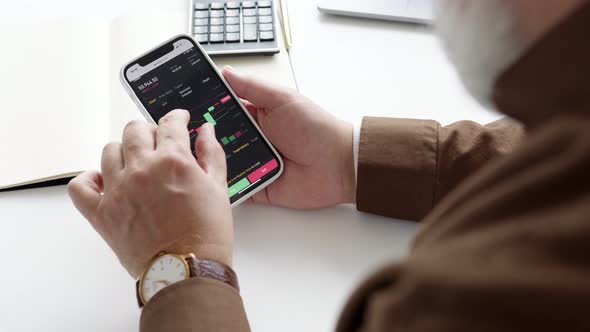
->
156;109;191;153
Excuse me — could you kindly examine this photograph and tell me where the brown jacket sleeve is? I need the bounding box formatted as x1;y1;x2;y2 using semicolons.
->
140;277;250;332
337;112;590;332
356;117;525;221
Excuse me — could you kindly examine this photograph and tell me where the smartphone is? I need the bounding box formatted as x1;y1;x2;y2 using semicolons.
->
120;34;283;206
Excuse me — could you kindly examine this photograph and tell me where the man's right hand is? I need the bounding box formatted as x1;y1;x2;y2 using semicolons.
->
222;66;356;209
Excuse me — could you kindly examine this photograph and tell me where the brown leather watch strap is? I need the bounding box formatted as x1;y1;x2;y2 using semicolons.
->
136;280;143;307
136;254;239;308
186;256;240;293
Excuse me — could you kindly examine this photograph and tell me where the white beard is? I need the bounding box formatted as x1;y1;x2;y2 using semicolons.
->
433;0;531;109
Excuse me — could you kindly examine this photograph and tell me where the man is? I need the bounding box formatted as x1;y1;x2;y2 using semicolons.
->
69;0;590;330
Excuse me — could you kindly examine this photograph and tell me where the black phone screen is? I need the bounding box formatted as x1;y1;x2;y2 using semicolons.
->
124;36;281;204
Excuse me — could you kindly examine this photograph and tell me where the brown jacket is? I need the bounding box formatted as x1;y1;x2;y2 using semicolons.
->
140;3;590;332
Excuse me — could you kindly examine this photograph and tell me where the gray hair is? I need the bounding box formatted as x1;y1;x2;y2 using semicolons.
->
433;0;531;109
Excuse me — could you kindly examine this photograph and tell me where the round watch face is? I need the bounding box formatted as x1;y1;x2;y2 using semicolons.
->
140;254;189;303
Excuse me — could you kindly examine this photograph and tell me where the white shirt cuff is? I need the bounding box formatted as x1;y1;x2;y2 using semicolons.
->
353;121;361;180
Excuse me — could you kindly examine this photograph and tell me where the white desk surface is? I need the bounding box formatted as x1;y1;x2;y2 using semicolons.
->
0;1;500;331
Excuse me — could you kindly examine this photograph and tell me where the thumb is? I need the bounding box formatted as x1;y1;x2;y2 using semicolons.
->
222;66;294;109
195;123;227;185
68;170;103;221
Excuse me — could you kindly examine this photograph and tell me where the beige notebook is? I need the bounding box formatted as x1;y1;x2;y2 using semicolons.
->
0;13;296;190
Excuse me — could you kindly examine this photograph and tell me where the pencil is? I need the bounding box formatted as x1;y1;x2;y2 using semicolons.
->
279;0;293;50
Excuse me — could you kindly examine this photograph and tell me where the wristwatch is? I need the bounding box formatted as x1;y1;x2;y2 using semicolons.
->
136;252;239;307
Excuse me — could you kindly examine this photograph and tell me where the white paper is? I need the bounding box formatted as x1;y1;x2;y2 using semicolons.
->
0;18;111;188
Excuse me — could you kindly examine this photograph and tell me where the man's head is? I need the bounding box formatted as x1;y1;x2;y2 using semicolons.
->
434;0;586;109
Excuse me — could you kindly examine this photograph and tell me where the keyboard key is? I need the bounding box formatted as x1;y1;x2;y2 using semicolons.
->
194;3;209;10
195;34;209;43
243;8;257;16
226;9;240;16
226;24;240;33
210;2;225;9
195;10;209;18
258;1;272;7
226;32;240;42
259;23;273;31
260;31;274;41
226;17;239;24
210;17;224;25
258;7;272;16
259;15;273;23
195;18;209;25
243;16;257;24
227;2;240;9
194;25;209;34
242;1;256;8
210;25;224;33
243;24;258;41
209;33;224;43
211;10;225;17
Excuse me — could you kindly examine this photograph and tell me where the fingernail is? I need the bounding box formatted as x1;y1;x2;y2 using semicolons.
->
202;123;215;135
161;109;188;123
225;65;234;72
